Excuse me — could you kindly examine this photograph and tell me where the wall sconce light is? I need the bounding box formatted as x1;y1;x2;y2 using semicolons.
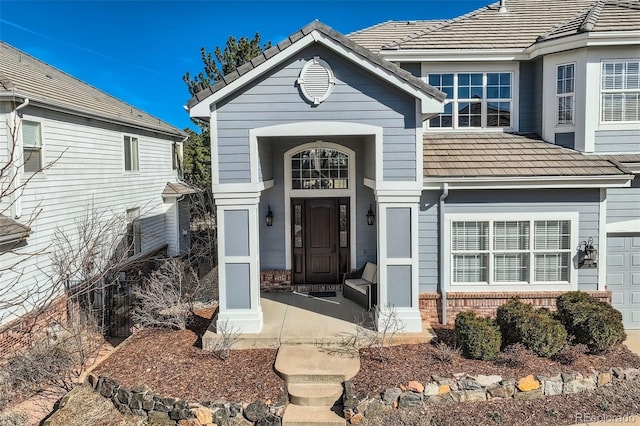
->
577;237;598;268
265;205;274;227
366;204;375;226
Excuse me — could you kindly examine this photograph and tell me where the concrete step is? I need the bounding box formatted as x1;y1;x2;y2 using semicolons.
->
282;404;346;426
275;345;360;384
288;383;344;406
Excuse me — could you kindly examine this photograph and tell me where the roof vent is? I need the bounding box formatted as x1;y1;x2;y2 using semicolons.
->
499;0;508;13
297;57;335;105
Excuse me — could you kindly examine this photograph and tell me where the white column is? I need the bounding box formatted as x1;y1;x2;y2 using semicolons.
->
215;192;263;334
375;190;422;333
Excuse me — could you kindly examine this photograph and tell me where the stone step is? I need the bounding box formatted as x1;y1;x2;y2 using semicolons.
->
288;383;344;406
282;404;346;426
275;346;360;384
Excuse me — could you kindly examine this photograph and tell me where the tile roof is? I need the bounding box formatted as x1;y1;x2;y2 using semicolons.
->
186;21;446;109
0;42;185;138
383;0;616;51
540;1;640;41
0;214;30;243
423;133;629;178
347;20;444;53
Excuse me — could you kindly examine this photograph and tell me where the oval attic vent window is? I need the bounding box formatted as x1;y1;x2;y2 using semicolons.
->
297;57;335;105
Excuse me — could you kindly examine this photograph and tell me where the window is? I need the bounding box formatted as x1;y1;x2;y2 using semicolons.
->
451;217;573;286
124;136;139;171
126;208;141;256
291;148;348;189
428;72;512;129
557;64;575;125
22;120;42;173
601;60;640;122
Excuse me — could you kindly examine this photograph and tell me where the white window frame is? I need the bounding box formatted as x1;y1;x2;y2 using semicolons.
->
21;119;44;174
126;207;141;256
600;59;640;124
556;63;575;126
426;71;514;131
444;212;579;292
123;135;139;171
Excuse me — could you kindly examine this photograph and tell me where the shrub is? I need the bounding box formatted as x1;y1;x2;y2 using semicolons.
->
496;298;566;357
454;311;501;361
556;291;626;353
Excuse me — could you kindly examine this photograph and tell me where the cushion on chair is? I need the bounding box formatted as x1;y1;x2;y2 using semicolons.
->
361;262;377;284
344;279;370;294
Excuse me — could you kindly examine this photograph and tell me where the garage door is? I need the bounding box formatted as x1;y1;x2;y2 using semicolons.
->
608;236;640;329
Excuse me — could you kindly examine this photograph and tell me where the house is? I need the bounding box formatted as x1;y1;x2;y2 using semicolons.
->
187;0;640;334
0;42;192;330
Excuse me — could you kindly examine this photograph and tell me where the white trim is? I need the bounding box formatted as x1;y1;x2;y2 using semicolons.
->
283;142;357;271
210;105;219;185
382;49;529;62
19;115;47;178
444;212;580;293
598;189;607;291
423;175;633;190
189;30;443;118
297;56;336;104
606;219;640;234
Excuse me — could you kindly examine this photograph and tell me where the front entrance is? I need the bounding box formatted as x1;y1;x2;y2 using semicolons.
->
291;198;350;284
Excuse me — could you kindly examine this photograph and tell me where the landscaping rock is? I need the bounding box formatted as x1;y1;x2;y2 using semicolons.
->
356;398;371;415
229;402;243;417
178;420;199;426
116;388;131;405
515;388;543;400
256;414;281;426
398;391;422;408
487;381;515;398
407;380;424;393
563;378;595;394
423;383;440;396
148;410;174;426
623;368;640;380
516;375;540;392
154;401;172;413
87;373;98;389
425;394;452;405
382;387;402;404
611;367;624;379
193;406;213;424
432;375;457;389
438;385;451;395
113;399;131;415
597;371;613;387
244;401;269;422
131;409;147;418
98;377;117;399
540;375;563;396
466;389;488;402
364;400;385;418
458;377;482;390
170;408;193;421
450;391;466;403
561;371;582;382
350;413;364;424
142;397;155;411
474;375;502;387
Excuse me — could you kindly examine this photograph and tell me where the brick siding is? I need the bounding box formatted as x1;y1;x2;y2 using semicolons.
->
260;270;292;292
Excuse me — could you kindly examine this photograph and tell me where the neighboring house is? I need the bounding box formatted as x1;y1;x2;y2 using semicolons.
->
0;42;192;327
187;0;639;334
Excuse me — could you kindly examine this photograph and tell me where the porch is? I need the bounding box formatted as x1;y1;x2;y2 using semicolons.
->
203;290;434;350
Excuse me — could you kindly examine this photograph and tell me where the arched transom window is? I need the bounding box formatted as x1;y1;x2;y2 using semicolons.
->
291;148;349;190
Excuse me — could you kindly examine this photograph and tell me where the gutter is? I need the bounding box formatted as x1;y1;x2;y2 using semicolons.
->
10;97;30;219
439;182;449;325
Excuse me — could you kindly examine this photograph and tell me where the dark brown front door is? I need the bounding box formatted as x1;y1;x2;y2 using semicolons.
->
292;198;349;284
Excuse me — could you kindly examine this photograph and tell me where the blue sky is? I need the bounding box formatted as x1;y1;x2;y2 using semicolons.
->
0;1;489;130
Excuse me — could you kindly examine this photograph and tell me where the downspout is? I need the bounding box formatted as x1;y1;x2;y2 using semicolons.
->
439;182;449;325
10;98;30;219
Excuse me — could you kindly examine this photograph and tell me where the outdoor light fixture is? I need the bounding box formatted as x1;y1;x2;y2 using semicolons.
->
366;204;375;226
577;237;598;268
265;205;274;227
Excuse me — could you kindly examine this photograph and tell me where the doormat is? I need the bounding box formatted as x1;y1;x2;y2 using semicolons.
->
309;291;337;298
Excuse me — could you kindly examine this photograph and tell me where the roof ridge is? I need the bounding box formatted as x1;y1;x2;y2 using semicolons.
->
0;41;183;134
536;1;600;41
581;1;605;31
381;1;500;50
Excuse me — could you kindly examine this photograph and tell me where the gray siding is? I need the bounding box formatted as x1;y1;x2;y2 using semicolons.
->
445;189;601;291
225;210;250;256
216;45;417;184
607;177;640;224
258;137;377;270
555;132;575;149
178;199;191;255
519;59;543;135
140;213;165;253
594;130;640;153
418;191;440;293
399;62;422;78
225;263;251;309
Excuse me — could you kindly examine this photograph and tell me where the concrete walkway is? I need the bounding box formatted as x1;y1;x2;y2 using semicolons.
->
204;291;435;350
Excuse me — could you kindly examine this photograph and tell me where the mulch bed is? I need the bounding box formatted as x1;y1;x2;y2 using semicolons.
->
351;324;640;396
93;308;286;404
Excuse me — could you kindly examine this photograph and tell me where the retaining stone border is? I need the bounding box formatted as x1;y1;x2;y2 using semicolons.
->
342;367;640;424
86;373;285;425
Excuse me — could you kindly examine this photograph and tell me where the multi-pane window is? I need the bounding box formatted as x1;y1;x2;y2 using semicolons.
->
22;120;42;173
451;219;572;285
428;72;512;129
124;136;139;171
291;148;348;190
557;64;575;125
601;60;640;122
